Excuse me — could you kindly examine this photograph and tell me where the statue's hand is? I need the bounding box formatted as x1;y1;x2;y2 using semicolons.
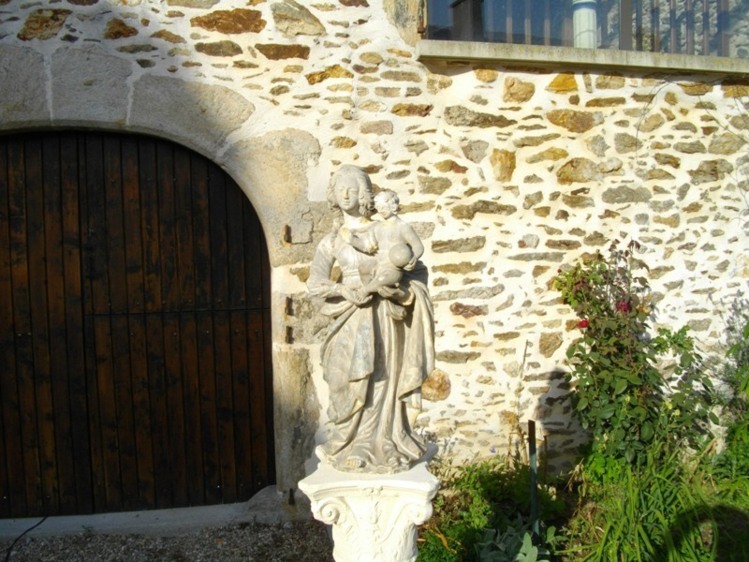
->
377;285;407;302
341;286;372;307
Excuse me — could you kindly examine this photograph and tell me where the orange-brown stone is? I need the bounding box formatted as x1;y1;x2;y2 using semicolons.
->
18;9;71;41
191;9;266;34
257;43;311;60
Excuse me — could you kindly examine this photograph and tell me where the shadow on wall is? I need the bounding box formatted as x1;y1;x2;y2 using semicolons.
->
532;368;585;476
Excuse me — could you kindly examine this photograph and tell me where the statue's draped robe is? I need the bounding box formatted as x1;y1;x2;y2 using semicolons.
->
308;226;434;472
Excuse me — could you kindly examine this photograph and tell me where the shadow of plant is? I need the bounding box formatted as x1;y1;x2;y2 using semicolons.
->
649;504;749;562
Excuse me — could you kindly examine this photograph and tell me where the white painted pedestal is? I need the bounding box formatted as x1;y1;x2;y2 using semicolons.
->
298;460;439;562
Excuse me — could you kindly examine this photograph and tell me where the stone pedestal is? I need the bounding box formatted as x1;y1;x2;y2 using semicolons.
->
298;460;439;562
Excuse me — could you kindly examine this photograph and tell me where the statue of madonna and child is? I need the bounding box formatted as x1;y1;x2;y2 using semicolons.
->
307;165;435;474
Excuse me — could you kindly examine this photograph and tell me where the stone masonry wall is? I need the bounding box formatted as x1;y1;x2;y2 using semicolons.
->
1;0;748;488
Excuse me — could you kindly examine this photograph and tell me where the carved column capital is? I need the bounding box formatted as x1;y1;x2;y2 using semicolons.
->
299;460;439;562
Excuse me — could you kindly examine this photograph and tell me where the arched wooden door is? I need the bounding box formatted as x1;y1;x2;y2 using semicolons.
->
0;131;274;517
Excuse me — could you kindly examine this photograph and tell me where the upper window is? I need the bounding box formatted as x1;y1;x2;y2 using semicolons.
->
425;0;746;59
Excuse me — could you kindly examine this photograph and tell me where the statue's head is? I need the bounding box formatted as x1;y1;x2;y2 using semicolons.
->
328;165;374;218
374;189;399;218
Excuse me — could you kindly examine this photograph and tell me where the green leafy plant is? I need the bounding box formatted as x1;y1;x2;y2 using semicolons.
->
710;312;749;497
418;457;565;562
475;524;557;562
553;240;716;467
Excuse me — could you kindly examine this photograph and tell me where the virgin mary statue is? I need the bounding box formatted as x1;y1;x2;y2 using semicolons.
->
307;165;434;473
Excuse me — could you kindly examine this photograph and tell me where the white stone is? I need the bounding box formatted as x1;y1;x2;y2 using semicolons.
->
299;459;439;562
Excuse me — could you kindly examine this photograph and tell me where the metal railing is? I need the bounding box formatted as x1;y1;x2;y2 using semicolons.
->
425;0;741;58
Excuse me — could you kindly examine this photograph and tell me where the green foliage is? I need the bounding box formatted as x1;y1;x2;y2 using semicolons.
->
553;240;715;467
475;525;557;562
710;309;749;494
418;457;565;562
561;439;749;562
722;310;749;413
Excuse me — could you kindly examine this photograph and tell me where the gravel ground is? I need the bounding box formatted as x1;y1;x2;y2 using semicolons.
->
1;521;334;562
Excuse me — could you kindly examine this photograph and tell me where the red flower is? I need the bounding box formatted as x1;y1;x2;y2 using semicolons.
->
577;319;590;329
616;300;631;313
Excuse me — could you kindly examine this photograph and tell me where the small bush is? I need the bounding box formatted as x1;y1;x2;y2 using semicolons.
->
553;240;716;467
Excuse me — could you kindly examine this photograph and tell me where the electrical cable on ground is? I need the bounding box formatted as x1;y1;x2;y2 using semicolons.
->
3;516;48;562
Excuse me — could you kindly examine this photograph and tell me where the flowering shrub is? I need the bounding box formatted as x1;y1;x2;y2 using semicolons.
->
554;240;715;467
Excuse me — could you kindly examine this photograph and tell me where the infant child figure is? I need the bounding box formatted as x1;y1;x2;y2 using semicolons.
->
350;189;424;297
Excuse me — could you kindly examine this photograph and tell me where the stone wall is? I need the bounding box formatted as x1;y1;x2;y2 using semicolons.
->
1;0;748;490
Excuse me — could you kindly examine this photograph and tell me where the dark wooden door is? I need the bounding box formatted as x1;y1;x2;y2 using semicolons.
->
0;131;274;517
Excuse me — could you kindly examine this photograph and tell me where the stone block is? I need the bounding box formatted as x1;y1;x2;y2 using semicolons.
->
50;47;132;127
130;75;254;156
0;46;49;129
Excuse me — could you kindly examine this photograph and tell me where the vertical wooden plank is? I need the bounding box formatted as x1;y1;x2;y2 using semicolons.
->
157;140;188;506
240;181;273;492
192;155;220;503
225;183;250;497
242;194;264;312
139;137;171;509
0;137;27;517
214;310;236;502
157;134;180;312
26;135;59;515
84;133;123;511
79;134;103;513
207;163;235;502
145;313;169;507
163;314;188;506
230;308;252;499
192;155;211;310
173;144;195;310
241;188;267;491
128;317;153;508
209;164;229;313
42;134;77;514
0;138;10;518
226;180;246;311
60;133;93;514
103;135;140;511
175;147;204;506
197;310;220;504
121;135;154;509
92;314;121;511
8;137;44;516
122;136;146;317
180;312;204;505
